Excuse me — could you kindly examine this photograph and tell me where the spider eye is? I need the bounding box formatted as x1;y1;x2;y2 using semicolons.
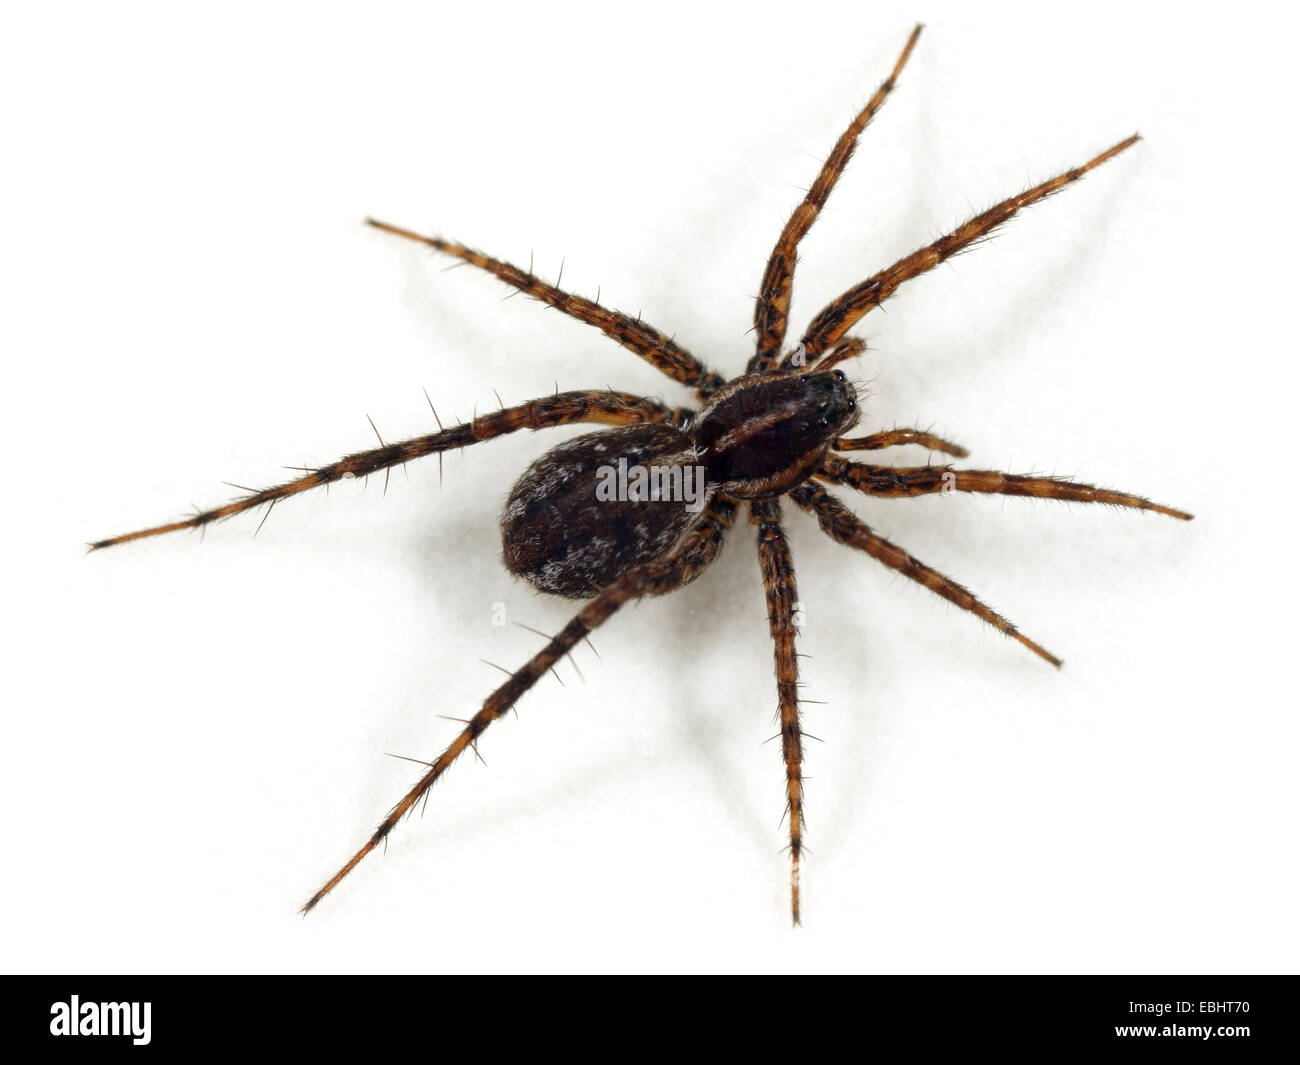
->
846;396;856;409
832;369;847;381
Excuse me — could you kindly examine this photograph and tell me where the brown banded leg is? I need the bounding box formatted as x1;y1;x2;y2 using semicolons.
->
836;428;968;458
800;135;1140;361
817;457;1193;520
749;25;923;374
301;496;737;913
367;219;726;399
90;390;693;550
749;498;805;925
789;482;1060;666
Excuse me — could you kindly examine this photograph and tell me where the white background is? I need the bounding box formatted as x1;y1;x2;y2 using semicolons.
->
4;1;1296;974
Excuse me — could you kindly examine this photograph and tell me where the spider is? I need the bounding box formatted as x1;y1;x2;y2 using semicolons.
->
91;24;1191;925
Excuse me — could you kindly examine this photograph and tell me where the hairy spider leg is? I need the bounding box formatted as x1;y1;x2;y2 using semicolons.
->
750;24;923;374
790;482;1061;666
836;428;968;458
366;219;726;400
89;391;691;550
800;135;1141;364
301;497;737;913
817;457;1194;520
751;499;807;924
795;337;867;373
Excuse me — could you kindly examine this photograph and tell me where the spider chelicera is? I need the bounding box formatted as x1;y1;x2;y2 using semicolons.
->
92;24;1191;924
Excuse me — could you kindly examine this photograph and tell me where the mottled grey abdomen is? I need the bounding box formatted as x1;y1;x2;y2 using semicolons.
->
501;423;706;598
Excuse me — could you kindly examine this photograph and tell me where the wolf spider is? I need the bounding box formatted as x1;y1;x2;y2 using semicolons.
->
92;25;1190;924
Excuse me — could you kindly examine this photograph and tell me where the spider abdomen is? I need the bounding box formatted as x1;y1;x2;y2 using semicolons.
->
501;423;709;598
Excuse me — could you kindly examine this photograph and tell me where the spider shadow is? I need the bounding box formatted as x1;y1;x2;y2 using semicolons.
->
798;174;1149;870
921;177;1134;397
387;450;778;841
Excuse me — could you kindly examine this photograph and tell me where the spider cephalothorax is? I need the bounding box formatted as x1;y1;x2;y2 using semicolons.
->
91;25;1190;924
694;369;860;497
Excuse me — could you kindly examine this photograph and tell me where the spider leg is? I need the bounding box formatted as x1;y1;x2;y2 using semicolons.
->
367;220;727;399
836;428;968;458
799;135;1140;362
301;496;737;913
790;482;1061;666
750;498;806;925
795;337;867;373
817;457;1193;520
749;25;923;374
90;390;692;550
